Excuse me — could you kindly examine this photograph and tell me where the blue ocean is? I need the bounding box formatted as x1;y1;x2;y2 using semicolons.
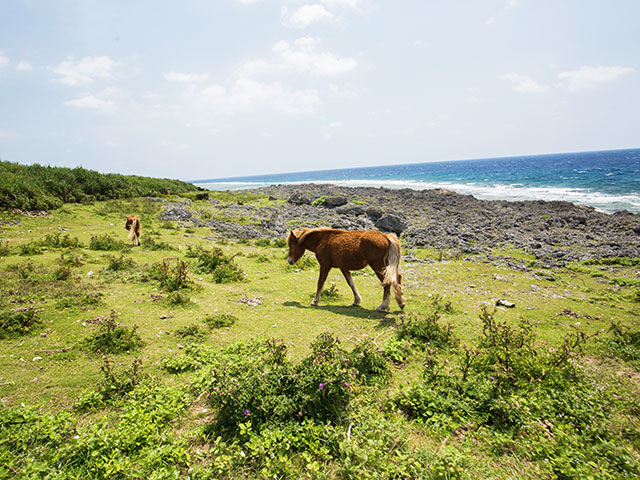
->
195;148;640;214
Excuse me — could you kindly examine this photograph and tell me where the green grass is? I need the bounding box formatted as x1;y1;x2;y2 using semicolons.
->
1;194;639;479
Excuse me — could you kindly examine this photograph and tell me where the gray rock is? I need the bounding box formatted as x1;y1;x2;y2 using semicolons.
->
160;203;192;221
323;196;348;208
365;206;384;220
375;214;407;234
287;193;312;205
335;204;365;216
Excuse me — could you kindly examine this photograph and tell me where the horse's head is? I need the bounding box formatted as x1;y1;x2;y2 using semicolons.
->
286;230;306;265
125;217;133;230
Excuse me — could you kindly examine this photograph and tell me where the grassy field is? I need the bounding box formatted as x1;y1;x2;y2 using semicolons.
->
1;193;639;479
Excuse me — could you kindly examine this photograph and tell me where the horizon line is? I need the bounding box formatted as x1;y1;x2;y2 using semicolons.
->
191;146;640;184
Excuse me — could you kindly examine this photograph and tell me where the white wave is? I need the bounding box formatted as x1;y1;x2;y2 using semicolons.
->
195;179;640;213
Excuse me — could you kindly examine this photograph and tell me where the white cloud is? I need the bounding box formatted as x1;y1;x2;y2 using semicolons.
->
558;65;634;91
0;128;17;139
51;56;120;86
0;51;8;67
16;60;32;71
322;0;360;9
187;78;321;114
64;87;123;113
282;4;335;28
241;37;357;77
503;73;549;93
164;71;209;83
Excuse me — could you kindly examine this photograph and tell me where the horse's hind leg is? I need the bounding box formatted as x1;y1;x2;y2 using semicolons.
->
374;270;391;312
311;265;330;306
341;269;362;306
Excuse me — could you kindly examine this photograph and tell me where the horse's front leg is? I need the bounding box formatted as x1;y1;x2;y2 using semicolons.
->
311;265;331;306
341;269;362;306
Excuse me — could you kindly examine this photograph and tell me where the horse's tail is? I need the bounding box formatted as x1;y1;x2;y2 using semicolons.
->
383;234;406;309
128;217;140;242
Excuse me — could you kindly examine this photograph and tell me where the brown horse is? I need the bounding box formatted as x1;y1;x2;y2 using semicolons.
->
125;215;141;246
287;227;405;311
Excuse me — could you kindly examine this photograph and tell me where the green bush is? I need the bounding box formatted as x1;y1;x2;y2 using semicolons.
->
149;258;192;291
382;336;413;364
391;307;639;479
0;307;42;338
166;291;191;306
0;159;199;210
57;251;84;267
203;313;237;329
601;321;640;366
162;343;218;373
74;357;147;410
194;333;358;433
82;311;143;354
348;338;391;385
175;323;207;341
189;245;245;283
18;241;43;256
396;311;457;349
41;233;84;249
0;240;10;256
89;233;127;251
105;254;137;271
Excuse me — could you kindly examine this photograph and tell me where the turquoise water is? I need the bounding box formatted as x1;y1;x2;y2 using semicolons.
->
195;148;640;213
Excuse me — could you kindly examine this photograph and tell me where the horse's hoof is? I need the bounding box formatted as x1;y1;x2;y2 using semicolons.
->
376;305;390;312
311;301;318;306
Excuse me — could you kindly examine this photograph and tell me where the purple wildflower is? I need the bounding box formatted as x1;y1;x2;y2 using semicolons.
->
319;383;324;390
244;409;250;416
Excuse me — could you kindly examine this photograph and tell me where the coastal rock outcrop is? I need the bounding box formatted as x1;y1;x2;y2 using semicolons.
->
184;183;639;267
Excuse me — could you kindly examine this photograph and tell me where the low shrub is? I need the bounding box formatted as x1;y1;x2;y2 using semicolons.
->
105;254;137;271
82;311;143;354
175;323;207;341
0;307;42;339
53;265;72;281
162;343;217;373
149;258;192;291
382;336;413;364
18;241;43;256
348;338;390;385
74;357;147;410
285;255;316;271
203;313;237;329
56;291;103;309
167;291;191;306
189;245;245;283
143;237;174;251
41;233;83;249
395;311;457;349
57;251;84;267
193;333;358;433
0;240;10;256
601;321;640;366
391;307;638;479
254;238;272;247
89;233;127;251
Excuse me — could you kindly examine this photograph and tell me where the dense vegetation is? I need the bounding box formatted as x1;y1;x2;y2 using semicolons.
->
0;193;639;479
0;160;200;210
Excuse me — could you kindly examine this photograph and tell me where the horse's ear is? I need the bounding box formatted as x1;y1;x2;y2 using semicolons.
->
289;230;298;240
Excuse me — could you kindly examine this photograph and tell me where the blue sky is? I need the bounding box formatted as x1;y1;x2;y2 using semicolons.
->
0;0;638;181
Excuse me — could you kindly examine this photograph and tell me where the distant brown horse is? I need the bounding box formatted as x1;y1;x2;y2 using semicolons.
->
287;227;405;311
125;215;141;246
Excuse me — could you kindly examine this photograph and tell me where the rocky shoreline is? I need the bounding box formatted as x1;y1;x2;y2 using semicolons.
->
163;184;640;267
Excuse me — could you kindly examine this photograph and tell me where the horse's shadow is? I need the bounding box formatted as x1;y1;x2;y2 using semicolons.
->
283;301;401;327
